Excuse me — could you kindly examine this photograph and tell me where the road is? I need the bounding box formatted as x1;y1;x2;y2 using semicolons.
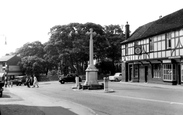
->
1;81;183;115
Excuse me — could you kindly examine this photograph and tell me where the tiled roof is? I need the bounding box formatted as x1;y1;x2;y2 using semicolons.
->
122;8;183;44
0;55;15;62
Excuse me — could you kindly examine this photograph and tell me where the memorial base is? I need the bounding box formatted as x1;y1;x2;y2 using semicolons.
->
83;65;103;90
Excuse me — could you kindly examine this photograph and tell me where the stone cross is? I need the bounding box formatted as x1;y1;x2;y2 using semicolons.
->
86;28;96;67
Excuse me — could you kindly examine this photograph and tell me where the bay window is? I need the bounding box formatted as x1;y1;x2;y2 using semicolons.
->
163;64;176;81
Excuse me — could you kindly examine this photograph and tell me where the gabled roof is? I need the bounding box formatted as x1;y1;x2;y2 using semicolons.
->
122;8;183;44
0;55;16;62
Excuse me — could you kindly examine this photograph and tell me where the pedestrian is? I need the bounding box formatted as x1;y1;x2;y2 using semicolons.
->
30;76;33;86
26;76;31;88
32;75;39;88
7;76;10;87
9;75;14;87
4;75;7;88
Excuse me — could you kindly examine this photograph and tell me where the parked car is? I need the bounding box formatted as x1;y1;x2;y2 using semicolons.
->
59;73;82;84
13;76;26;86
109;73;122;81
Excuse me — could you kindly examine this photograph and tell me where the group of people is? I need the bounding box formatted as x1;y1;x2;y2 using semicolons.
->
3;74;39;88
4;75;13;88
25;75;39;88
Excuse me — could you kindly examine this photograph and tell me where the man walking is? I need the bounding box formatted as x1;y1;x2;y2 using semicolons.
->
26;76;31;88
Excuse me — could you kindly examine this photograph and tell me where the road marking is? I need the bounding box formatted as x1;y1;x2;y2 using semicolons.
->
111;94;183;106
83;91;183;106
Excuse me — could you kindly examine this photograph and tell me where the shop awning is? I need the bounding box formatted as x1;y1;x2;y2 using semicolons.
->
169;56;182;59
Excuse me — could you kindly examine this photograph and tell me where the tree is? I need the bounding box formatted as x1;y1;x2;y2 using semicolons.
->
18;56;46;76
98;25;124;74
45;22;105;75
45;23;125;75
16;41;49;76
16;41;45;58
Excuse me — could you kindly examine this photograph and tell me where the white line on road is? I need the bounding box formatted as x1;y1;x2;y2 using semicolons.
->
83;91;183;106
111;94;183;106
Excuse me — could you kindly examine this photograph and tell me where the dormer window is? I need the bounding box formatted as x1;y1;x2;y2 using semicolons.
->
166;33;171;49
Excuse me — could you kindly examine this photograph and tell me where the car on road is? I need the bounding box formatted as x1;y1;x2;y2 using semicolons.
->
13;76;26;86
59;73;82;84
109;72;122;81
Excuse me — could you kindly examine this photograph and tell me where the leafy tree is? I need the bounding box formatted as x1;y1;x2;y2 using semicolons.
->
16;41;49;76
98;25;124;74
18;56;46;76
45;22;105;75
16;41;45;58
16;22;125;77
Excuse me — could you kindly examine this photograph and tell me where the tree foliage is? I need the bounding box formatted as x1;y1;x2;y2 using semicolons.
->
18;56;46;76
16;41;48;76
16;22;125;76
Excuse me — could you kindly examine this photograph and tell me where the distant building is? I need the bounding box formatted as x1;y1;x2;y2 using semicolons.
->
0;55;22;78
121;8;183;85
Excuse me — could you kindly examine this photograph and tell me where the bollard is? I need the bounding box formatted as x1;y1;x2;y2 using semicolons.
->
104;77;108;92
75;76;79;89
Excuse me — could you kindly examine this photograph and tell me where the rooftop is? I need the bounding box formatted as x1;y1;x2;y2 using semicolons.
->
0;55;16;62
122;8;183;44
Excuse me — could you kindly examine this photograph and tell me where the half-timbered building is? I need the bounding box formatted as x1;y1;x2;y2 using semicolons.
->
121;8;183;85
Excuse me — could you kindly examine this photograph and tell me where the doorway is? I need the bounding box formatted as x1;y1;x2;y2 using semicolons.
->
129;65;132;81
145;66;148;82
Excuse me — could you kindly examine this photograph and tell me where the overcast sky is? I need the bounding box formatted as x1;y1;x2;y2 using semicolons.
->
0;0;182;57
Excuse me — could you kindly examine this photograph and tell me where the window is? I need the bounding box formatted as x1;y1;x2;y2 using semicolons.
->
134;65;138;78
125;44;128;55
149;38;154;51
166;33;171;49
181;64;183;82
153;64;161;78
163;64;176;81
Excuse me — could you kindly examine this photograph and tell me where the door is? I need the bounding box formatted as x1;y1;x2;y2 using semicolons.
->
181;64;183;83
176;65;181;85
145;66;148;82
129;65;132;81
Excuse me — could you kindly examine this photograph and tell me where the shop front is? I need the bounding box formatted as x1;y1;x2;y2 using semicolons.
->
123;59;183;85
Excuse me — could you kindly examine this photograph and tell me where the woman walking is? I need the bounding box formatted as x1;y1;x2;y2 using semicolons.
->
32;75;39;88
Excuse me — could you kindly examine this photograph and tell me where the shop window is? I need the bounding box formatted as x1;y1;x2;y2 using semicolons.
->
163;64;176;81
153;64;161;78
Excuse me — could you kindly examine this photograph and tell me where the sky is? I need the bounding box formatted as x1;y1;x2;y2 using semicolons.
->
0;0;183;57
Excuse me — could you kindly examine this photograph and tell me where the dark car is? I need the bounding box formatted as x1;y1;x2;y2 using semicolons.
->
13;76;26;86
59;73;82;84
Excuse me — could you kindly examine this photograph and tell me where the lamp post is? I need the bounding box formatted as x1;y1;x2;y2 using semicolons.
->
84;28;99;86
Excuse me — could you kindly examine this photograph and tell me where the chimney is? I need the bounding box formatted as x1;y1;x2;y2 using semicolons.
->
125;22;130;39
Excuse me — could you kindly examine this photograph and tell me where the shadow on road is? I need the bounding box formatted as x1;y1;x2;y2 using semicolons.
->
0;104;77;115
0;94;11;98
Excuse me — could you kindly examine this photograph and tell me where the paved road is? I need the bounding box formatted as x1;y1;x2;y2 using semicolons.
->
1;81;183;115
0;82;96;115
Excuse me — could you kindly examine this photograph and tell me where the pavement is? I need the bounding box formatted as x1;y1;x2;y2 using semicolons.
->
0;85;97;115
0;81;183;115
